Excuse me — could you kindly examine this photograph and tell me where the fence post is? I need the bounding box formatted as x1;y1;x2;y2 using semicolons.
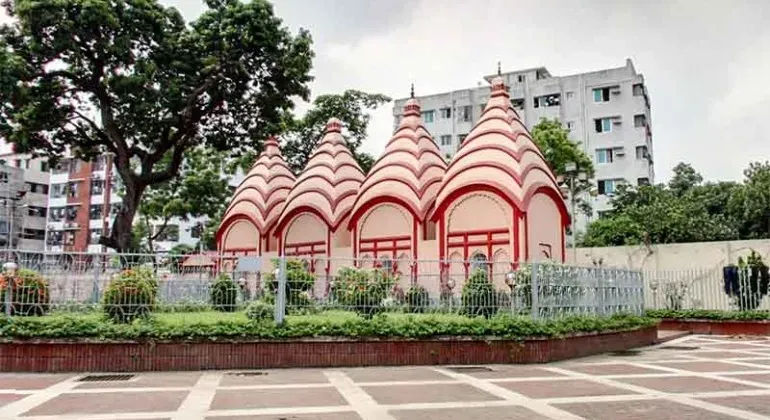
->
274;256;287;325
91;254;101;304
597;267;605;316
3;279;10;317
530;262;539;319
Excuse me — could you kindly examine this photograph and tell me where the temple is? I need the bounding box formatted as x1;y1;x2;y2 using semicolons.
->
216;77;569;285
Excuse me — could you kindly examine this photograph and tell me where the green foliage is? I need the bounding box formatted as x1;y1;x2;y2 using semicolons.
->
279;90;391;175
0;0;314;250
581;161;770;247
0;269;50;316
724;250;770;311
210;274;239;312
156;299;210;313
461;269;498;318
245;301;274;321
0;311;656;341
404;285;430;313
102;267;158;323
331;267;394;318
646;309;770;320
264;259;317;313
531;118;595;217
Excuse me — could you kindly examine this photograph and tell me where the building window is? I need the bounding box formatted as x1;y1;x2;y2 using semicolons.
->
67;181;79;198
63;232;75;246
13;159;21;168
47;231;63;246
458;133;468;144
0;172;8;182
634;114;647;128
111;203;122;216
479;104;486;114
27;206;47;218
89;228;102;244
51;183;67;198
439;107;451;119
635;146;649;160
470;253;488;273
596;149;614;164
40;161;49;172
566;121;575;131
510;98;525;111
517;74;525;83
49;207;65;222
92;155;106;171
632;83;644;96
89;204;103;220
594;118;612;133
637;177;650;186
156;224;179;242
64;206;78;221
593;87;611;103
421;110;435;123
533;93;561;108
90;179;105;195
440;135;452;146
22;228;46;241
597;179;623;195
25;182;48;195
459;105;472;122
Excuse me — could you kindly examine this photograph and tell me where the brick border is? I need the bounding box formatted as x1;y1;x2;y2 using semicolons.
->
659;318;770;335
0;326;656;372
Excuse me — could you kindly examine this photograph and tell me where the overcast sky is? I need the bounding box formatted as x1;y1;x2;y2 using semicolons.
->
4;1;770;182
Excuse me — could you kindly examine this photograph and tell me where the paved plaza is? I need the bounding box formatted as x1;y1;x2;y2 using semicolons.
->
4;335;770;419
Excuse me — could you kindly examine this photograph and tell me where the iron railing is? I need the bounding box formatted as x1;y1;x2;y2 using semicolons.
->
0;251;648;324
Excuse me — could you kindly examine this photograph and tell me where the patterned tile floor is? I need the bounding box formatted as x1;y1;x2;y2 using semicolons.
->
4;334;770;419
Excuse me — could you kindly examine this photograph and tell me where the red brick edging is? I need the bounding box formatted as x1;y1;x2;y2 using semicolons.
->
659;319;770;335
0;326;657;372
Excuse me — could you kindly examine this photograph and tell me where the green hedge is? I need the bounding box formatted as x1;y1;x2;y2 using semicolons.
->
647;309;770;321
0;312;655;341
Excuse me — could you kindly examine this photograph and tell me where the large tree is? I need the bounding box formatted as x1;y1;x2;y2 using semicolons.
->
0;0;314;250
282;90;390;175
137;147;233;252
578;162;746;247
531;118;595;217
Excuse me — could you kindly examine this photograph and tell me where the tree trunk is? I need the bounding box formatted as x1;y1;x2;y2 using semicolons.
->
101;176;147;252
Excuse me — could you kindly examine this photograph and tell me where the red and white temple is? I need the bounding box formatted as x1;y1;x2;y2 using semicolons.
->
216;77;569;288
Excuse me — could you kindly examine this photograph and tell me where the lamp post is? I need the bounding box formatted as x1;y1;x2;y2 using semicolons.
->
505;270;517;315
559;162;587;262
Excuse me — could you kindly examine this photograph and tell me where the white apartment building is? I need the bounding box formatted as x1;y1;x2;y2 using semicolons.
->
0;156;50;251
392;59;654;234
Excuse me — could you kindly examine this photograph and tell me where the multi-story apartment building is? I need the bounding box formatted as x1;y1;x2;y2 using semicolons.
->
392;59;654;234
0;155;50;251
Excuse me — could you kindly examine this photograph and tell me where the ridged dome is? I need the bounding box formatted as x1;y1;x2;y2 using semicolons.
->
219;137;295;233
431;76;566;218
275;119;365;231
350;97;447;224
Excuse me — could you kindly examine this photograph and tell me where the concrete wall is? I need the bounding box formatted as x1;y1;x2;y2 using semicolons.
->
572;239;770;271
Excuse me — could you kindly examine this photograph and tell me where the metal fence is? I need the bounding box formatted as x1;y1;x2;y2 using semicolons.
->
0;251;647;324
642;265;770;311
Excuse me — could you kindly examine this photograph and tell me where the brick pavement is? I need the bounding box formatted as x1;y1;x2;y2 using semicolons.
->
3;334;770;419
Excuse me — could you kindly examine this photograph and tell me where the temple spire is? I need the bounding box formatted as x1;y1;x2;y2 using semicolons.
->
497;61;501;76
410;83;414;98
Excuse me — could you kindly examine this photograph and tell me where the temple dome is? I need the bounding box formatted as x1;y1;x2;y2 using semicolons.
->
349;96;447;224
218;137;295;235
274;119;365;232
431;77;568;220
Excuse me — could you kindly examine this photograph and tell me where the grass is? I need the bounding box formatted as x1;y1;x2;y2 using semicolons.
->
646;309;770;321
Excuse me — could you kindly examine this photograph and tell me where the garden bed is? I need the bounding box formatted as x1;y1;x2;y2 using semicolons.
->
648;309;770;335
0;311;657;372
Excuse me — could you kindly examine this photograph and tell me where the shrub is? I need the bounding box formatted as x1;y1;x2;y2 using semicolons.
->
245;301;274;321
0;268;50;316
405;285;430;313
264;259;317;312
723;250;770;311
103;267;157;323
331;267;393;317
210;273;239;312
461;269;498;318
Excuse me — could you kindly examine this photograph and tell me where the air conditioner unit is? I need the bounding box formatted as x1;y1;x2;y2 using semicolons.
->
611;88;621;95
615;149;626;157
612;119;622;125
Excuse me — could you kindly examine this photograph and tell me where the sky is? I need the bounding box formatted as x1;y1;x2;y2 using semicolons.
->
3;1;770;182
